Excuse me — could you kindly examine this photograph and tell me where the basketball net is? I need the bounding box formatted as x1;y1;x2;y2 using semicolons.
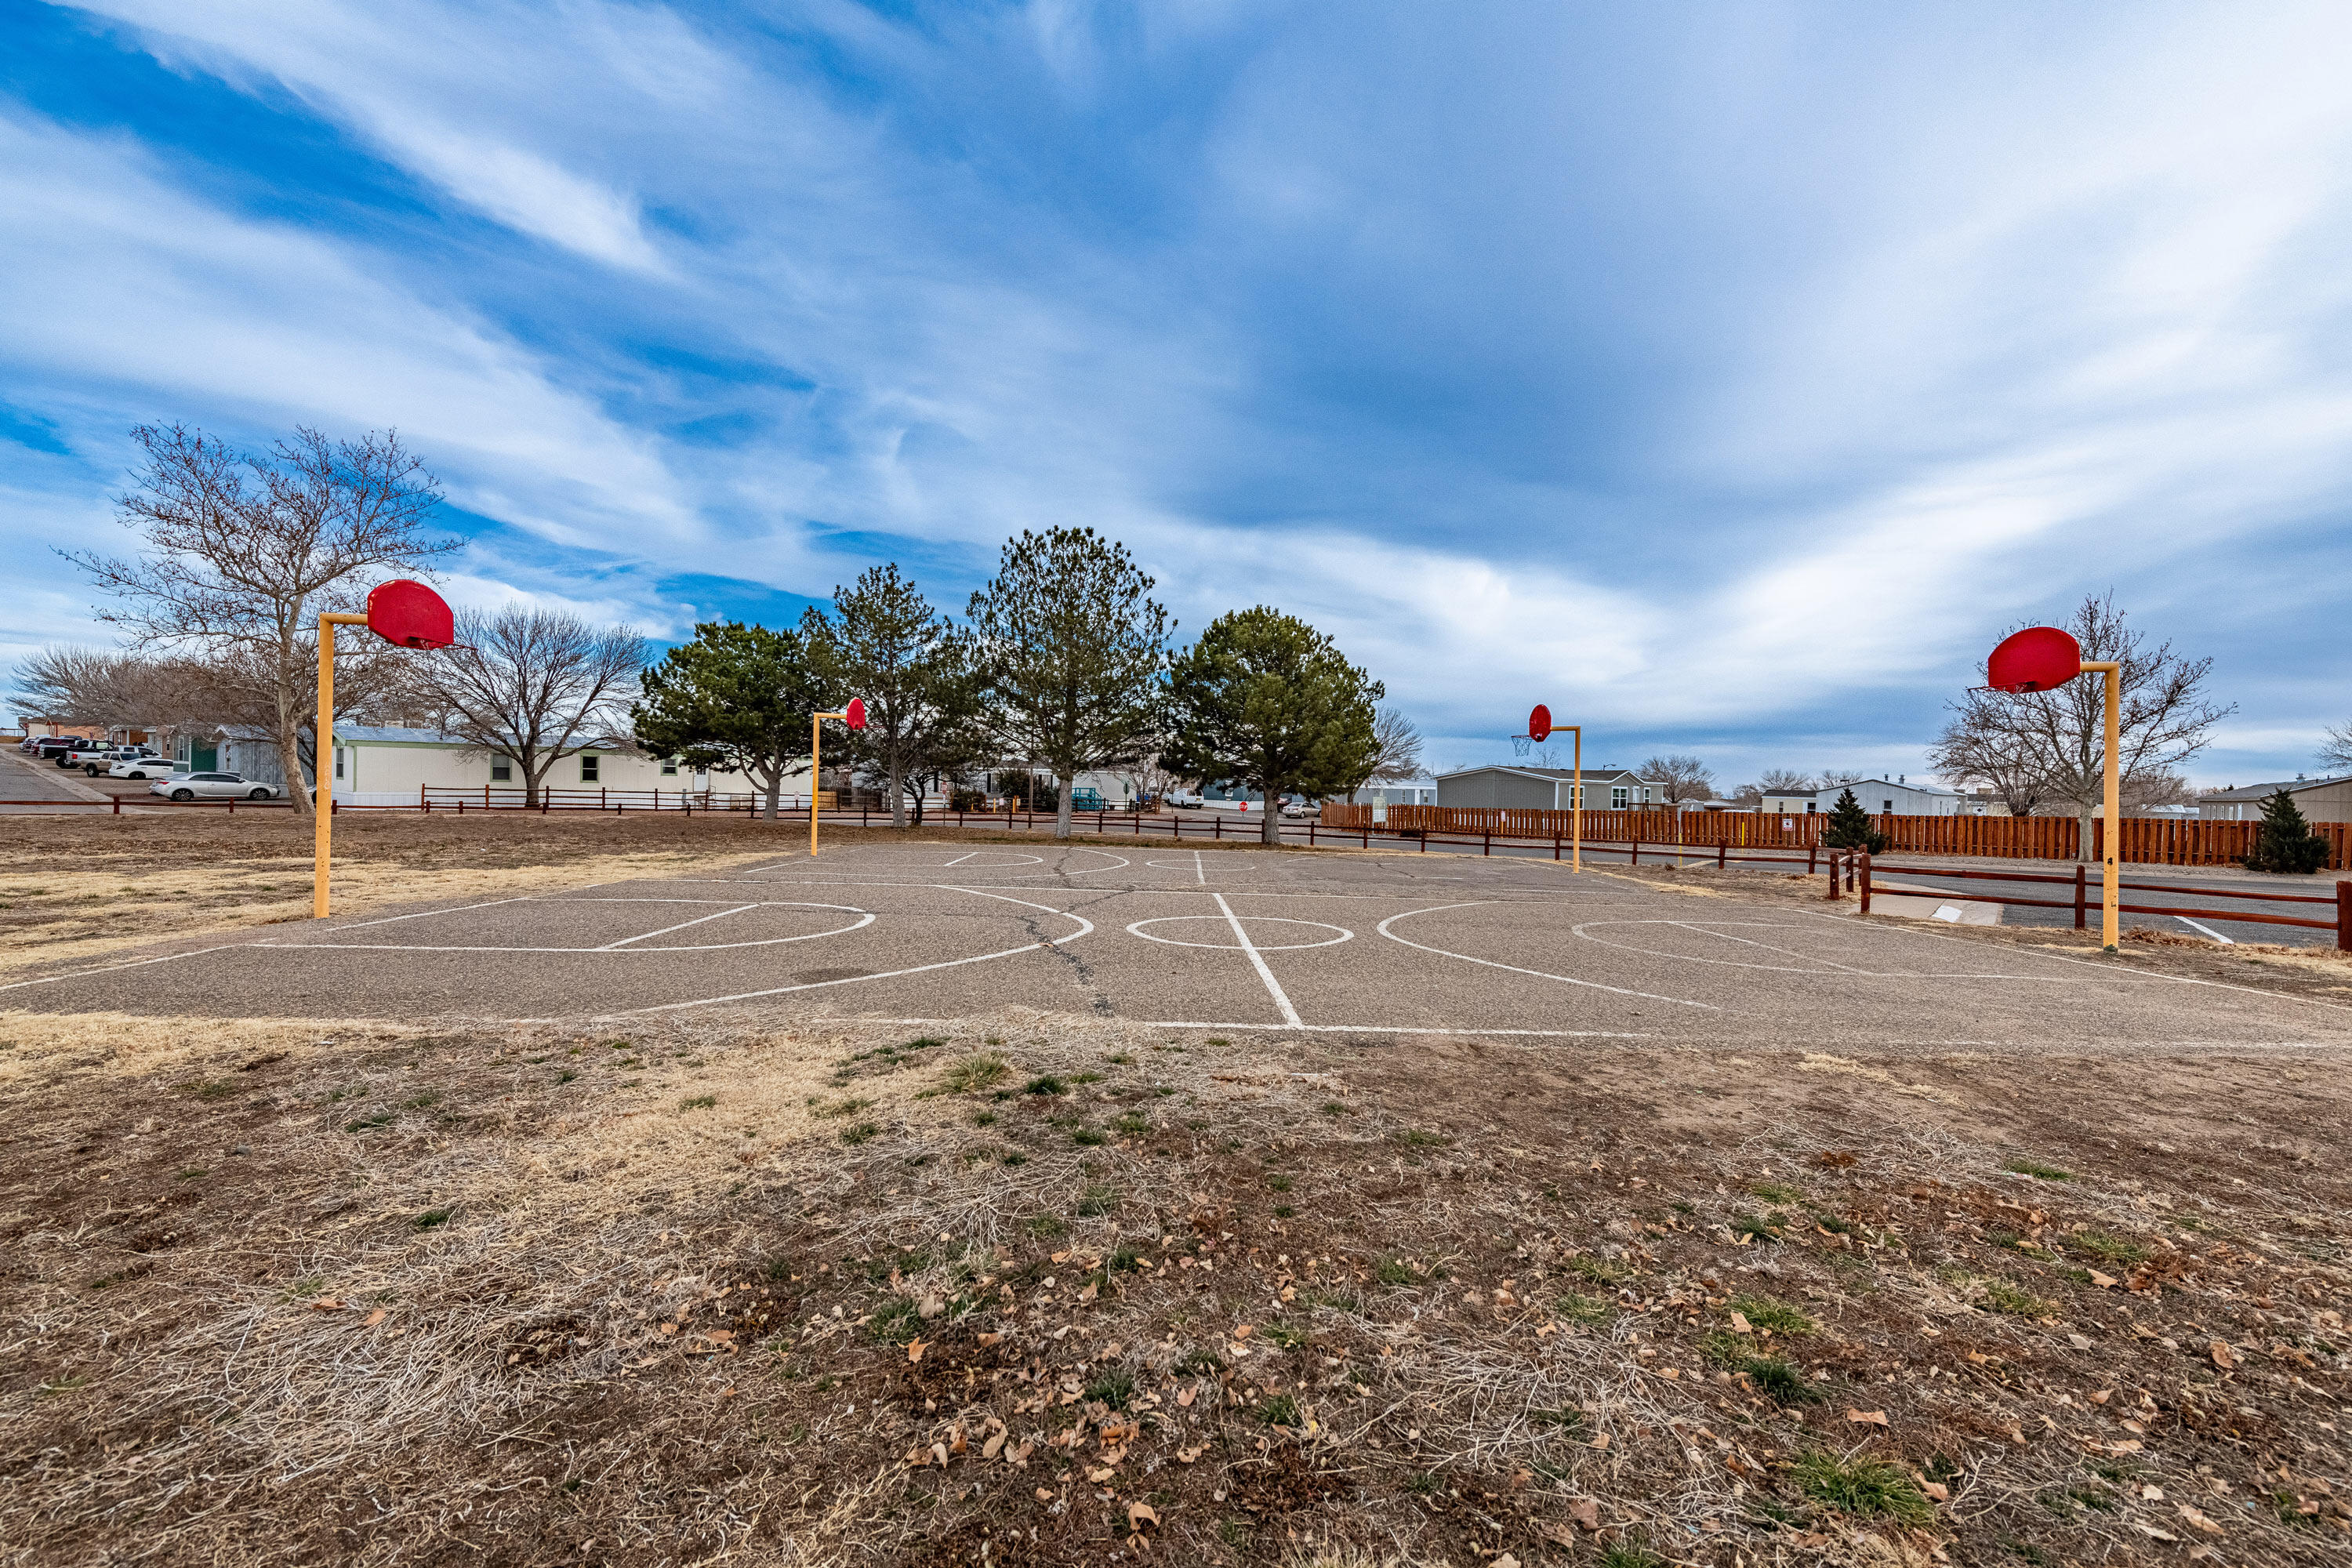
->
1510;735;1532;757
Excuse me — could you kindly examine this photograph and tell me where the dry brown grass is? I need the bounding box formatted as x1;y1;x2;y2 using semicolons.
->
3;1004;2348;1566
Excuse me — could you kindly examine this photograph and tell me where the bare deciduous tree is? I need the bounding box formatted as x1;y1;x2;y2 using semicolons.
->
2322;721;2352;773
1731;768;1813;807
1366;707;1424;790
66;423;453;813
1931;593;2233;855
419;607;644;805
1638;753;1715;804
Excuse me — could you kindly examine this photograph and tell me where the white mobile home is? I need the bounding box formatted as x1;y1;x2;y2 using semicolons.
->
326;725;798;804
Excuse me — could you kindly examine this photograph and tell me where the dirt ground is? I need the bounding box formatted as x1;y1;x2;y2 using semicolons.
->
1;818;2347;1567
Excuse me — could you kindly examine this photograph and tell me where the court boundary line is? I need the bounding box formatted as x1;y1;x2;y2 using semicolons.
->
1213;891;1302;1026
1377;904;1718;1011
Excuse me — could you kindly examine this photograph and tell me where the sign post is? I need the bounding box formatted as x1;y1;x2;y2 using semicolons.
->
809;698;868;855
316;580;455;917
1984;627;2121;950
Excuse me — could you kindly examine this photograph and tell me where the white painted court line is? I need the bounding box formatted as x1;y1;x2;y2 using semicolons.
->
579;887;1094;1018
0;943;250;994
2176;916;2234;945
1134;1021;1651;1038
1214;891;1303;1027
1844;913;2352;1012
1664;920;1875;974
284;895;544;933
598;903;763;949
1378;905;1717;1010
259;903;876;953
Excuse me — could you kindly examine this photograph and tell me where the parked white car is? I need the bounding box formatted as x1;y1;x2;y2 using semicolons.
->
152;771;281;801
1279;798;1316;818
108;756;180;781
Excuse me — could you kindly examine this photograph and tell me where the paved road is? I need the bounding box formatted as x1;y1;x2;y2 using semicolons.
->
6;844;2347;1054
0;750;117;813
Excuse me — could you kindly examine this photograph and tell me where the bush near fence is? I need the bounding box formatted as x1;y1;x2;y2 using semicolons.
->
1317;804;2347;871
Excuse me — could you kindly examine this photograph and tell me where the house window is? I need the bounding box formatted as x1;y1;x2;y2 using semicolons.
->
661;757;678;775
333;747;346;779
581;754;600;782
1610;786;1629;810
490;760;511;782
1882;800;1893;812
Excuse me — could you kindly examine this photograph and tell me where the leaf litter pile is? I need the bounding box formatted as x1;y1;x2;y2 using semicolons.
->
1;1011;2347;1566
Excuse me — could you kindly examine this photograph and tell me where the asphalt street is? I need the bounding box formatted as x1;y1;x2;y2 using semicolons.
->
8;844;2347;1052
0;749;116;813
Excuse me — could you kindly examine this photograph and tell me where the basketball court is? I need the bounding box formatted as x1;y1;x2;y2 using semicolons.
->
8;843;2347;1051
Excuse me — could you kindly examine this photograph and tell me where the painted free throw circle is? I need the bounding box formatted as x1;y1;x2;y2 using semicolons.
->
1124;916;1353;951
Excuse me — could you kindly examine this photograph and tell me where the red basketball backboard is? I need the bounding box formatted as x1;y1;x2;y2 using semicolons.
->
844;698;867;731
1985;626;2081;693
1528;703;1552;742
365;579;454;650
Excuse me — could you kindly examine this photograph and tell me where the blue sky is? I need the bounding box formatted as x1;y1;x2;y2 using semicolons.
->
5;1;2350;789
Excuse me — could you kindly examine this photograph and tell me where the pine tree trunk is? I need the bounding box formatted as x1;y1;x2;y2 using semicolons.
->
1261;795;1280;844
889;754;906;829
764;771;780;822
1054;773;1073;839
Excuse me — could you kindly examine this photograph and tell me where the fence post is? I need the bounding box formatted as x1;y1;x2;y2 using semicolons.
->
1483;831;1491;856
112;794;120;815
2074;864;2087;930
1420;828;1428;853
2338;880;2350;953
1215;815;1223;840
1717;841;1726;870
1859;851;1871;915
1807;842;1816;876
1824;852;1837;900
1554;833;1561;862
1632;840;1639;866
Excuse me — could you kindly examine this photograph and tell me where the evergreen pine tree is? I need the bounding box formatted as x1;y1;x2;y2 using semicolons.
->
2241;787;2331;873
1820;786;1890;854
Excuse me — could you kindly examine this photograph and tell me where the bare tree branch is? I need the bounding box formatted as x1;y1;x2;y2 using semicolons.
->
416;608;644;804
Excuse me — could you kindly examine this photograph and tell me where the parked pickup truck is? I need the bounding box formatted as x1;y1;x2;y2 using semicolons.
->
107;755;180;781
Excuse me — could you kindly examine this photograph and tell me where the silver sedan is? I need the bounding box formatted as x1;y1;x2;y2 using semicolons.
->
151;771;281;802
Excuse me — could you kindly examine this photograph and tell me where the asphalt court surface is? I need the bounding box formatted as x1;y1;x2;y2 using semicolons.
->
9;844;2350;1050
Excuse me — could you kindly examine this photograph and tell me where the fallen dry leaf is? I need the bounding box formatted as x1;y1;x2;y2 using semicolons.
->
2209;1340;2236;1371
1587;1432;1610;1450
309;1297;345;1312
907;1338;927;1364
1086;1465;1115;1484
931;1442;949;1468
1232;1324;1253;1339
1566;1498;1600;1531
2177;1504;2225;1537
1176;1387;1196;1407
2089;1269;2120;1288
1846;1409;1889;1427
1920;1481;1950;1503
982;1430;1007;1460
1493;1555;1520;1568
1176;1444;1205;1464
1035;1487;1054;1502
1127;1501;1159;1530
1728;1310;1754;1335
361;1308;387;1327
1078;1282;1099;1302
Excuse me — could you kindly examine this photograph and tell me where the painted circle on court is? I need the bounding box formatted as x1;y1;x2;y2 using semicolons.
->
1124;916;1353;951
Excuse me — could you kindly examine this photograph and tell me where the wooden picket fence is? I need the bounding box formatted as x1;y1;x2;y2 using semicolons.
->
1317;804;2348;871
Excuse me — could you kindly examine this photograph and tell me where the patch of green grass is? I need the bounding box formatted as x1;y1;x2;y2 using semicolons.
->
1261;1323;1309;1349
412;1208;452;1229
1071;1127;1108;1146
2069;1230;2146;1264
971;1110;996;1127
679;1094;716;1110
1320;1101;1353;1116
811;1096;873;1119
1024;1075;1066;1097
174;1167;205;1181
1701;1334;1821;1403
1076;1183;1120;1217
839;1121;882;1146
1730;1294;1816;1335
1599;1541;1664;1568
1203;1037;1229;1048
1791;1450;1935;1526
1258;1393;1302;1427
1084;1368;1135;1409
1374;1254;1421;1286
2002;1159;2072;1181
1272;1204;1296;1218
1104;1052;1134;1065
1000;1151;1027;1167
402;1091;442;1110
904;1036;945;1051
1555;1292;1615;1326
1530;1406;1585;1432
191;1081;237;1102
1176;1348;1225;1376
942;1053;1009;1094
1751;1181;1803;1204
1105;1246;1143;1274
554;1069;577;1085
1110;1111;1150;1135
1394;1129;1449;1149
1810;1210;1854;1235
1568;1255;1632;1284
1152;1084;1176;1098
1403;1472;1443;1496
345;1109;396;1132
1731;1212;1787;1243
1265;1174;1293;1193
866;1297;921;1344
1983;1279;2052;1317
1024;1214;1068;1240
1071;1071;1104;1085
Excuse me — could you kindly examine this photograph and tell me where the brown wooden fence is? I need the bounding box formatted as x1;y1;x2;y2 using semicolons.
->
1317;804;2347;871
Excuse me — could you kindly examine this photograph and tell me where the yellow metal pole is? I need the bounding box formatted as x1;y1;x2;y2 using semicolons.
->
1569;725;1582;872
809;710;848;854
2083;659;2122;949
314;612;369;918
